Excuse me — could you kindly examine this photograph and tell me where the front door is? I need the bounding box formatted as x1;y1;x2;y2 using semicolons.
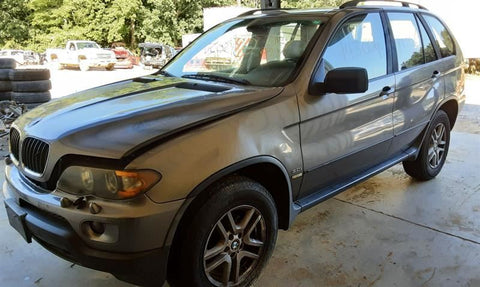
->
297;12;395;199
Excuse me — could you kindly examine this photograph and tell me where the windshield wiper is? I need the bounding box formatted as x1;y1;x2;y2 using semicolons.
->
157;70;174;77
182;73;250;85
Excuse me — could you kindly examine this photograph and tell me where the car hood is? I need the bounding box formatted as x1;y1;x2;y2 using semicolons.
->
14;75;282;159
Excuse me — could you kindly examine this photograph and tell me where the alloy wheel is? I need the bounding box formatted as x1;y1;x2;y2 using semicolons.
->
428;122;447;169
203;205;266;286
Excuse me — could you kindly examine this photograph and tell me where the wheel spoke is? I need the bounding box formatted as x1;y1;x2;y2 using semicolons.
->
433;128;439;140
428;148;435;162
206;253;231;273
233;254;241;284
238;208;255;232
437;125;445;140
433;151;439;167
438;140;446;146
244;215;264;247
227;211;240;234
205;243;226;260
221;256;232;285
239;250;260;260
217;221;229;241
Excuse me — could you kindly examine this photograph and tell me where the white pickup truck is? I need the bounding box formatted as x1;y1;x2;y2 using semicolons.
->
47;40;116;71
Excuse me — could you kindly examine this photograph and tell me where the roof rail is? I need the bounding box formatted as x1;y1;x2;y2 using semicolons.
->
340;0;428;10
237;8;289;17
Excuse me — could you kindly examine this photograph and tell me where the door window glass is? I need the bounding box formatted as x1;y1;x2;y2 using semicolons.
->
423;15;455;57
321;13;387;80
388;12;424;70
418;19;437;63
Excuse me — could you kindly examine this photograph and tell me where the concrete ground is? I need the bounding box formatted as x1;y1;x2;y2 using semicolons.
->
0;74;479;287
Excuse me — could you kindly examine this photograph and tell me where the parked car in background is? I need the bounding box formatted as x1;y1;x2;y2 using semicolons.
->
46;40;116;71
139;43;176;68
0;50;26;65
112;47;139;69
3;1;465;286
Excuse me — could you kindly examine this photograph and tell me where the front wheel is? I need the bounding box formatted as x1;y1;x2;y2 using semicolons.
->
105;64;115;71
169;176;278;287
403;110;451;180
79;61;89;72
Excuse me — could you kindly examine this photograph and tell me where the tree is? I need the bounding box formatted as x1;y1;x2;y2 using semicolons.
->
0;0;31;48
138;0;233;47
2;0;348;51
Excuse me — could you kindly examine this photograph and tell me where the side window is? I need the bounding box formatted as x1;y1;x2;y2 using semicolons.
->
423;15;455;57
321;13;387;80
418;18;437;63
388;12;424;70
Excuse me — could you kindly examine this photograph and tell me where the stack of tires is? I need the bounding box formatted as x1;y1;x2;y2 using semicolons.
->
0;58;52;109
10;69;52;109
0;59;15;101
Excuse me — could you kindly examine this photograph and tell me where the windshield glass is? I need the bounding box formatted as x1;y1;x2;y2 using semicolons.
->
163;16;326;87
77;42;101;49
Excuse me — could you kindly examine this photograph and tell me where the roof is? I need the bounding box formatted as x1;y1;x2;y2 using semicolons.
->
235;0;428;18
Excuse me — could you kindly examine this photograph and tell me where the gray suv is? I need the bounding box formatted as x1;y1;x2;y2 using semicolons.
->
3;1;465;286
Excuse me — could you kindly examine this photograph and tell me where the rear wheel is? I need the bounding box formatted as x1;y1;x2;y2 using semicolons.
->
169;176;277;287
403;110;451;180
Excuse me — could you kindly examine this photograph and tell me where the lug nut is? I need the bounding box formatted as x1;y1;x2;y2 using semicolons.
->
60;197;73;208
89;202;102;214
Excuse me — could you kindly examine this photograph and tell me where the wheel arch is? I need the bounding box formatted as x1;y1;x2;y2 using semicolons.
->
438;98;458;129
410;97;459;160
164;156;294;281
164;156;293;246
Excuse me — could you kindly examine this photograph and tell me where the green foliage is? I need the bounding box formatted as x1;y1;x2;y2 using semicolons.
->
0;0;31;48
1;0;347;52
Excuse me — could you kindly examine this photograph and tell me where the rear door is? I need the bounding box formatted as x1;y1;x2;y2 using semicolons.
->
297;12;395;199
386;12;444;152
421;14;463;105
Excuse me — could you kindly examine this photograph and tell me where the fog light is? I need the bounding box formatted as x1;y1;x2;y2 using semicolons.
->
89;221;105;235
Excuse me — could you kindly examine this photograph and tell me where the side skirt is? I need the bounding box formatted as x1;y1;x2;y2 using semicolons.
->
292;147;418;214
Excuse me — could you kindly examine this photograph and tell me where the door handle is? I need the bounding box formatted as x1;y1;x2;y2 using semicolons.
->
432;70;441;78
379;86;394;98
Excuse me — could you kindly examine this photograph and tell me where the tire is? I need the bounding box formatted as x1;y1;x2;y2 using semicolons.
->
79;61;89;72
11;91;51;104
0;91;12;101
9;69;50;81
12;80;51;92
0;69;13;80
0;81;12;92
403;110;451;180
0;58;16;69
169;176;278;287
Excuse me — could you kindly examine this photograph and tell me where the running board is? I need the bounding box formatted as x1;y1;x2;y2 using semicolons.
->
294;147;418;213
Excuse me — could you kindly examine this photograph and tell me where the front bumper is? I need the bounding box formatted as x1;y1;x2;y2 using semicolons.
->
3;161;184;286
83;59;116;68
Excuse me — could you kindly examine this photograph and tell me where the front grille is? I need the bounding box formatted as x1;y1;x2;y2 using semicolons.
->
9;128;20;161
21;137;49;174
97;54;111;59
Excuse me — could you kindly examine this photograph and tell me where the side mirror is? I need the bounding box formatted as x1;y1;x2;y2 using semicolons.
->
311;67;368;94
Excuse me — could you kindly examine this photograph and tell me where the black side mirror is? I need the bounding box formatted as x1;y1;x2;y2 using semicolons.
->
311;67;368;94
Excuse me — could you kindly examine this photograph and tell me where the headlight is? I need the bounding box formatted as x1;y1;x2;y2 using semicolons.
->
57;166;161;200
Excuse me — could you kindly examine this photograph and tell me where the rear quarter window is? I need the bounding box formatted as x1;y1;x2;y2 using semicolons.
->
423;14;456;57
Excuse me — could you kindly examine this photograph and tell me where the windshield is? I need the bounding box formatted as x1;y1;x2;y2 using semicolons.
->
163;16;326;87
77;42;100;49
